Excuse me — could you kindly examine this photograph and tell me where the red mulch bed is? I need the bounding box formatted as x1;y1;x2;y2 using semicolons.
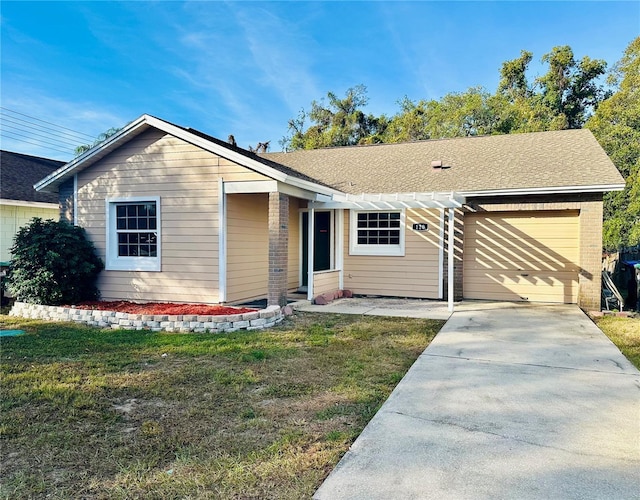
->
72;301;256;316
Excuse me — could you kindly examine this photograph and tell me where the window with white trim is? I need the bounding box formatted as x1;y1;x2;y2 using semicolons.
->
349;210;405;256
106;197;161;271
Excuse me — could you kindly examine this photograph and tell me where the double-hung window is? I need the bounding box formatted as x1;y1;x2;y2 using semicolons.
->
349;210;405;256
106;197;161;271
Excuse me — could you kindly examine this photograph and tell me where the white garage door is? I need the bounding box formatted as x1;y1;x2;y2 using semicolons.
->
463;211;580;303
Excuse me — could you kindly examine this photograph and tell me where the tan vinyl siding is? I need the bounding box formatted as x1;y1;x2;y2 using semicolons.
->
76;128;271;304
288;198;302;290
463;211;579;303
313;270;340;295
226;193;269;303
343;209;442;298
218;158;271;182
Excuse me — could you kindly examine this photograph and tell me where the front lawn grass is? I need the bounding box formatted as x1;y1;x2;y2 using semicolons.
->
595;315;640;369
0;312;443;499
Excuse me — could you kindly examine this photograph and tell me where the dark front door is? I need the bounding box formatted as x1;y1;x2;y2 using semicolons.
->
302;211;332;286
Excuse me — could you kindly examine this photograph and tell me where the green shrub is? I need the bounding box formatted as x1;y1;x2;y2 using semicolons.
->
6;218;104;305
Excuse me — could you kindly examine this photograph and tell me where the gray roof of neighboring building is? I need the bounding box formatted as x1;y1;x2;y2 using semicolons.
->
1;150;63;203
262;129;624;194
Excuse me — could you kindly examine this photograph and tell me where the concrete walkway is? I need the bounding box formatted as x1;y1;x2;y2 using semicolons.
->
314;303;640;499
293;297;453;320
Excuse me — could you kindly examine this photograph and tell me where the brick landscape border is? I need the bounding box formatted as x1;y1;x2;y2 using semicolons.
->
9;302;292;333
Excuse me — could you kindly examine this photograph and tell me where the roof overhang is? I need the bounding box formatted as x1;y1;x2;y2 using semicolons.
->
0;199;59;210
309;191;465;210
462;183;626;197
223;180;333;202
34;114;342;199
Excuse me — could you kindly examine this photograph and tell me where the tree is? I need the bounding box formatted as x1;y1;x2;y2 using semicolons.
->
281;85;387;150
536;46;608;129
75;127;122;155
494;46;608;133
587;36;640;248
6;218;104;305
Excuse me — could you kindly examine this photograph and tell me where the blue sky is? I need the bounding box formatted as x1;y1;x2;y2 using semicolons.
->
1;1;638;160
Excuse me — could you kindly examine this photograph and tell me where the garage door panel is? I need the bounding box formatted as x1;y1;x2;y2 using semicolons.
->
465;254;579;272
464;270;580;282
467;225;578;242
463;211;579;304
464;272;577;302
466;249;578;272
463;287;576;302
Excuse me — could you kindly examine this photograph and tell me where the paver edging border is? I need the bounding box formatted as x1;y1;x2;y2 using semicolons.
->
8;301;290;333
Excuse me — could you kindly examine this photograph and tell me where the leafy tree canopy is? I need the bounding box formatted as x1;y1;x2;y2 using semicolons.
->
586;36;640;248
281;39;638;248
281;85;388;150
75;127;122;155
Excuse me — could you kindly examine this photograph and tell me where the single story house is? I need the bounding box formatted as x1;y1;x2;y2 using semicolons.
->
34;115;624;311
1;150;64;264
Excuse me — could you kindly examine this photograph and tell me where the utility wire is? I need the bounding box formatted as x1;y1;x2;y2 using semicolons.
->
1;130;75;155
0;107;98;158
0;107;95;141
1;117;84;148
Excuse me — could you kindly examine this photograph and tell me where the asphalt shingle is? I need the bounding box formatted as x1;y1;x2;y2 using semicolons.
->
1;151;63;203
263;129;623;194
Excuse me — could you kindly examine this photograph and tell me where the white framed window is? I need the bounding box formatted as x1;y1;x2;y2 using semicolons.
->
349;209;405;256
106;196;161;271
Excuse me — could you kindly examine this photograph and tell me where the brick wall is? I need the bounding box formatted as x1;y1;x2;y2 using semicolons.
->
268;192;289;306
464;193;604;311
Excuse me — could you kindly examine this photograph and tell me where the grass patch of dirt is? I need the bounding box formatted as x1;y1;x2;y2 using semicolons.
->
0;311;444;499
594;315;640;369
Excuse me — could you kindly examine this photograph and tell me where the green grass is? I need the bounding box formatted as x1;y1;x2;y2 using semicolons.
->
0;312;443;499
595;315;640;369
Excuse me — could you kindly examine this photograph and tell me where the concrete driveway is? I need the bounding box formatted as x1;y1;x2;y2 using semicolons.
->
314;303;640;499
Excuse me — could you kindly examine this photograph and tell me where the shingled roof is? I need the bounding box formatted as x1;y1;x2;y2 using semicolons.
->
35;115;339;196
263;129;624;195
1;150;63;204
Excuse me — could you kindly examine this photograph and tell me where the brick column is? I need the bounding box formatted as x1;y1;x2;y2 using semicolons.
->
578;199;603;311
268;192;289;306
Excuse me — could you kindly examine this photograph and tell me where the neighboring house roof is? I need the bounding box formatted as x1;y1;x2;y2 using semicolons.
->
35;114;339;197
263;129;625;196
1;150;63;204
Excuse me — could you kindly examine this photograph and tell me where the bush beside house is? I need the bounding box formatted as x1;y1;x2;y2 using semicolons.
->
6;218;104;305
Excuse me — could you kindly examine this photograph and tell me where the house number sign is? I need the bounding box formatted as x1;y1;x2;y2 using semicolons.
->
412;223;428;231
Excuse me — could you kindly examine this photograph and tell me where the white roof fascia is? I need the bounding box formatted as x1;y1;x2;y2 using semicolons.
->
277;182;330;201
141;116;342;198
222;181;326;202
462;184;626;197
0;199;59;209
34;115;152;193
224;180;279;194
35;114;342;199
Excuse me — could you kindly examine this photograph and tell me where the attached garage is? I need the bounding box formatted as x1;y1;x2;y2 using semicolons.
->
463;211;580;303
